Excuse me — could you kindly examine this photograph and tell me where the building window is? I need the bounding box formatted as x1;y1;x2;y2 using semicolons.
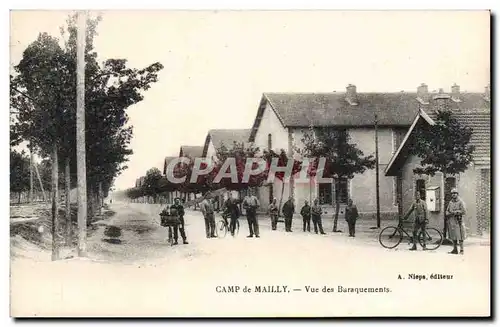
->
319;183;333;205
415;179;426;200
335;178;349;204
268;133;272;150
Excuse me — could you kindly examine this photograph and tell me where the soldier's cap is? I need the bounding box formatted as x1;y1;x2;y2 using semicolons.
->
451;188;458;194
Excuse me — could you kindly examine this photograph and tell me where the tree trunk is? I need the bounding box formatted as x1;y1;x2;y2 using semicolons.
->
98;182;103;216
76;10;88;257
87;187;94;223
51;144;60;261
17;192;21;204
333;180;340;232
65;157;71;246
29;146;34;203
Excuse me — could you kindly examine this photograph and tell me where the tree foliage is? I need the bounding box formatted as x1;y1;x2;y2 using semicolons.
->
10;149;30;194
409;110;475;176
299;128;376;180
10;13;164;203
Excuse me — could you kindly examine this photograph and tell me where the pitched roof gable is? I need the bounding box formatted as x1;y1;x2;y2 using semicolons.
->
179;145;204;159
385;108;491;176
203;129;251;156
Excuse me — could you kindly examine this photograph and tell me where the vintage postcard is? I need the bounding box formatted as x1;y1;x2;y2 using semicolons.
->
9;10;491;317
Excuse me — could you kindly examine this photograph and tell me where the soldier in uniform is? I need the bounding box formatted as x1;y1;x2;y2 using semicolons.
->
405;192;428;251
345;199;359;237
446;188;466;255
311;199;326;235
242;190;261;238
171;198;189;245
268;198;279;231
300;200;311;232
282;196;295;232
200;193;216;238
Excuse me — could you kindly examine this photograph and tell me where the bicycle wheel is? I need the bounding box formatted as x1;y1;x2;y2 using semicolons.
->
217;220;227;238
418;227;443;250
379;226;403;249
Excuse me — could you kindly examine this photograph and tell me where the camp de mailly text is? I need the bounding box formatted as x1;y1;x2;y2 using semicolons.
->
215;285;392;294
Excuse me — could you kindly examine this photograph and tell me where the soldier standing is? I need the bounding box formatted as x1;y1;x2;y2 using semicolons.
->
311;199;326;235
405;192;428;251
446;188;466;255
300;200;311;232
345;199;359;237
282;196;295;232
171;198;189;245
242;190;261;238
268;198;279;231
200;194;216;238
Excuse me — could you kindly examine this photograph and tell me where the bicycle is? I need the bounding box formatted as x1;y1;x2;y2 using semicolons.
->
216;212;240;238
379;217;443;250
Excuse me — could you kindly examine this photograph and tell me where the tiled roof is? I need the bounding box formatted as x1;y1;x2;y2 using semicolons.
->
250;91;488;142
450;111;490;166
179;145;204;158
203;129;251;156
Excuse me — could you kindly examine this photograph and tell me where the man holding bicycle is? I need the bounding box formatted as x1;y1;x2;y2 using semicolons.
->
171;198;189;245
405;192;428;251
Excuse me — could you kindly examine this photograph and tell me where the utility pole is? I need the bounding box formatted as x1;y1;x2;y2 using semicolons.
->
76;11;88;257
375;113;381;228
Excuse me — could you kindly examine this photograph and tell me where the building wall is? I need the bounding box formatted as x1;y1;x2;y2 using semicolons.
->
253;102;290;210
475;166;491;235
206;140;217;160
253;102;289;153
400;154;481;235
291;127;398;214
253;120;403;215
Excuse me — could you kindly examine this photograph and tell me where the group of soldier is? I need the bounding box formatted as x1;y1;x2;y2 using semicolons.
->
196;189;361;239
165;187;467;255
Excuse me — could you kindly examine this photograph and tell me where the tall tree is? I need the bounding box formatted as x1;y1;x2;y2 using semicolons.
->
408;110;475;240
299;128;376;232
10;13;164;258
143;167;163;203
10;149;31;203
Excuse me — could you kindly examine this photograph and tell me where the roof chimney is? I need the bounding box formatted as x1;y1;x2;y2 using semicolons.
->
345;84;358;105
417;83;429;104
451;83;461;102
433;88;451;112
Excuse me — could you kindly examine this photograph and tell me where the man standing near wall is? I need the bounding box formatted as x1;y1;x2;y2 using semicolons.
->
446;188;467;255
405;192;428;251
243;189;260;238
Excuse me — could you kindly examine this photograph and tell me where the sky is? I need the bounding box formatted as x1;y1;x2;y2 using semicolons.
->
9;10;490;191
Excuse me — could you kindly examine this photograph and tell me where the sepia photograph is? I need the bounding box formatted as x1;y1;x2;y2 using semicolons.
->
8;9;491;317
